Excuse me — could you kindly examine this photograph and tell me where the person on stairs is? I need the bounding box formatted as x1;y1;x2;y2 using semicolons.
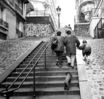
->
78;40;91;63
51;31;64;67
64;30;80;69
64;72;72;90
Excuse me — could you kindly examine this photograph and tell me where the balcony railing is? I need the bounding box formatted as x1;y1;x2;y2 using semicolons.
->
15;3;23;15
0;19;9;29
27;10;50;17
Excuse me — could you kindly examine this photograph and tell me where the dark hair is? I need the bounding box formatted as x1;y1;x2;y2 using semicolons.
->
66;30;71;35
83;40;87;43
57;31;61;36
65;72;72;75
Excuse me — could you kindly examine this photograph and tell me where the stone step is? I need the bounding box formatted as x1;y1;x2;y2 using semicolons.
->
35;95;81;99
12;71;78;75
21;60;57;64
36;86;80;92
2;80;79;88
6;95;80;99
14;87;80;96
7;74;78;80
15;66;77;72
6;75;78;82
23;56;57;60
18;63;71;68
15;67;78;72
10;71;78;77
17;65;77;70
3;80;79;85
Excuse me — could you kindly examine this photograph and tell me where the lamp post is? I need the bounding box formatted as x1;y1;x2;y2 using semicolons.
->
56;6;61;28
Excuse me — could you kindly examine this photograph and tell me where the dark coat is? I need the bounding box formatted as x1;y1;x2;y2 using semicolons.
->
79;44;91;56
64;35;80;55
51;36;64;52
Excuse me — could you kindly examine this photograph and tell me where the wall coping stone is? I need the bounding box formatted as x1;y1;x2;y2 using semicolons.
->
0;41;42;83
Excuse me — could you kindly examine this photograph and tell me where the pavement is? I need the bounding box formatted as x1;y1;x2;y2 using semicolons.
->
77;37;104;99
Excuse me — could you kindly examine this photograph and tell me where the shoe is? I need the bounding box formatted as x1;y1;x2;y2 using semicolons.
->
71;66;74;69
64;83;69;90
67;63;71;66
83;58;87;61
56;61;59;66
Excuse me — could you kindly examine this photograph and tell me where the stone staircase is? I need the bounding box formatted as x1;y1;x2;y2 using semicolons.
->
34;48;81;99
0;46;81;99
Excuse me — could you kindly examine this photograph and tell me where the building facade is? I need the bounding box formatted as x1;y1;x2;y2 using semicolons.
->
25;0;57;37
75;0;94;23
74;0;94;37
0;0;28;40
90;0;104;38
26;0;57;28
75;0;104;38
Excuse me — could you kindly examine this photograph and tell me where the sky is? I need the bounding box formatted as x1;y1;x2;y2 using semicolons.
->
29;0;76;29
56;0;76;29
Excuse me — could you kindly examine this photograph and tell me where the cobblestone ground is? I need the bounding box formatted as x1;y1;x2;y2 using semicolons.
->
0;39;38;75
81;38;104;99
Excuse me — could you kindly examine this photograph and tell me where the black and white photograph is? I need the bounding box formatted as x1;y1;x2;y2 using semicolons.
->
0;0;103;99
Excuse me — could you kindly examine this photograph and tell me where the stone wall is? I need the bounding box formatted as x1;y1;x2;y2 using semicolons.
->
25;23;52;37
74;23;90;37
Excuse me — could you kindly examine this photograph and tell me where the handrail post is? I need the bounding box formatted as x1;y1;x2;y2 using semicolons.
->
44;46;47;69
4;92;10;99
33;63;36;97
6;95;10;99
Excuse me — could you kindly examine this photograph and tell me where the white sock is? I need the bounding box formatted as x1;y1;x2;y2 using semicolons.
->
66;56;71;63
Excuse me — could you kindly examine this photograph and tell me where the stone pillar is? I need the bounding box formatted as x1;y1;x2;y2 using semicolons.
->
0;7;2;19
23;4;26;18
2;9;7;21
6;9;17;39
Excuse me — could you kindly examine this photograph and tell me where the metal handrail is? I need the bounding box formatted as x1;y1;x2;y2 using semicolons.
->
0;41;49;98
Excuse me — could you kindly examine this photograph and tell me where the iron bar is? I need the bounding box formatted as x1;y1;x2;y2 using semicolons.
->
44;44;47;69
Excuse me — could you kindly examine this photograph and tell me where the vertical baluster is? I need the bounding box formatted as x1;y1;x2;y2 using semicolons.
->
33;63;36;97
44;44;47;69
4;92;10;99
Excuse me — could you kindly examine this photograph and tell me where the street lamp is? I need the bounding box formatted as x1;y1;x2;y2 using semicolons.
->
56;6;61;28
